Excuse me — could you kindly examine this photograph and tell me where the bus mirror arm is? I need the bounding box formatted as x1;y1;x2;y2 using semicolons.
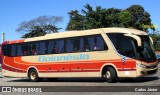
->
149;36;154;45
124;34;142;47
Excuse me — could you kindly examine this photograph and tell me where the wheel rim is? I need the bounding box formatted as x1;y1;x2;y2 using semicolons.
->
30;72;36;80
106;71;111;79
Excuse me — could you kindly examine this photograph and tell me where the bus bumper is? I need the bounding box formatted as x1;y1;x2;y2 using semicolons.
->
136;63;158;77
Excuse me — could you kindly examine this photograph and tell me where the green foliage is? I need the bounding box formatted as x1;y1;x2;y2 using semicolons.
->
126;5;153;31
21;26;46;38
16;15;63;38
21;25;61;38
66;4;153;32
118;11;133;27
66;10;85;30
150;33;160;51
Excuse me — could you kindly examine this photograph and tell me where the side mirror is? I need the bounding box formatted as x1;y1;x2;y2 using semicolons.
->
124;34;142;47
149;36;154;45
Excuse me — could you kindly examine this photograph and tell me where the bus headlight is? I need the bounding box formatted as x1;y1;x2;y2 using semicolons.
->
137;63;146;68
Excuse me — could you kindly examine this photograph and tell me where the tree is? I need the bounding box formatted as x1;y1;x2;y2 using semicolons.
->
126;5;153;31
149;31;160;51
16;15;63;38
21;26;46;38
82;4;121;28
66;10;85;30
66;4;153;32
66;4;121;30
118;11;133;27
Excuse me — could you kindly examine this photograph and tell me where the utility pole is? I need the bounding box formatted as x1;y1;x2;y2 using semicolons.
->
2;32;5;42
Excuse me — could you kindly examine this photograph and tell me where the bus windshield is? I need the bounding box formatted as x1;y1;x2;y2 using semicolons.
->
136;35;156;62
107;33;156;63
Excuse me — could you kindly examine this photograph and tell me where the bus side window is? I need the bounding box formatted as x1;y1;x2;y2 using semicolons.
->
30;43;37;55
47;40;54;54
85;45;90;51
39;41;46;54
84;37;89;52
87;37;94;51
84;35;108;52
73;38;80;52
2;45;11;56
66;39;74;53
57;40;64;53
53;42;58;53
96;35;108;50
11;45;16;56
23;51;28;56
107;33;135;58
17;44;23;56
79;38;84;52
22;43;30;56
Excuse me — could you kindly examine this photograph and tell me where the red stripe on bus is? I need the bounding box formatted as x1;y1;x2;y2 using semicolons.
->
118;69;136;71
2;56;136;73
39;70;100;73
2;64;27;73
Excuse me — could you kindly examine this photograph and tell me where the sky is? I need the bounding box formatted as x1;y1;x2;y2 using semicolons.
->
0;0;160;42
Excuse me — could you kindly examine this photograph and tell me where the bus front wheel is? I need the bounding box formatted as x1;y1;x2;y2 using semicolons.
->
28;69;41;82
104;67;117;83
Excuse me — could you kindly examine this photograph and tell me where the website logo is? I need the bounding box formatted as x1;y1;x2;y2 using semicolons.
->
2;87;12;92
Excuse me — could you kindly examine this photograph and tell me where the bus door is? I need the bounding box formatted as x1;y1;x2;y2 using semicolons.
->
118;38;137;76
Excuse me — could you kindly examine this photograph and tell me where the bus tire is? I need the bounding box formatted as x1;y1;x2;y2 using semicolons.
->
104;67;117;83
28;69;41;82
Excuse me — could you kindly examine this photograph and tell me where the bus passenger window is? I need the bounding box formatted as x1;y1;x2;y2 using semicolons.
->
30;43;37;55
17;44;23;56
93;43;97;50
79;38;84;52
107;33;135;58
57;40;64;53
72;38;80;52
23;51;28;56
53;43;58;53
22;43;30;56
66;39;74;53
11;45;16;56
87;37;94;51
2;45;11;56
47;40;55;54
39;41;46;54
74;47;80;52
85;45;90;51
96;36;107;50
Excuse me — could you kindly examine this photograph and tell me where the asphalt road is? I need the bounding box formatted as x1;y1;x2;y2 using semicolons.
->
0;65;159;95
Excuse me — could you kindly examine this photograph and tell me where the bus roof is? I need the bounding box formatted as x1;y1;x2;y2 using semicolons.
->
102;27;148;35
3;27;148;44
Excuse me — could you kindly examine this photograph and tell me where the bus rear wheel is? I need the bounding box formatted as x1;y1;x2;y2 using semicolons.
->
104;67;117;83
28;69;41;82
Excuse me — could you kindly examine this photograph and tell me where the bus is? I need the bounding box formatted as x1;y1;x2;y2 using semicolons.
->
1;27;158;83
